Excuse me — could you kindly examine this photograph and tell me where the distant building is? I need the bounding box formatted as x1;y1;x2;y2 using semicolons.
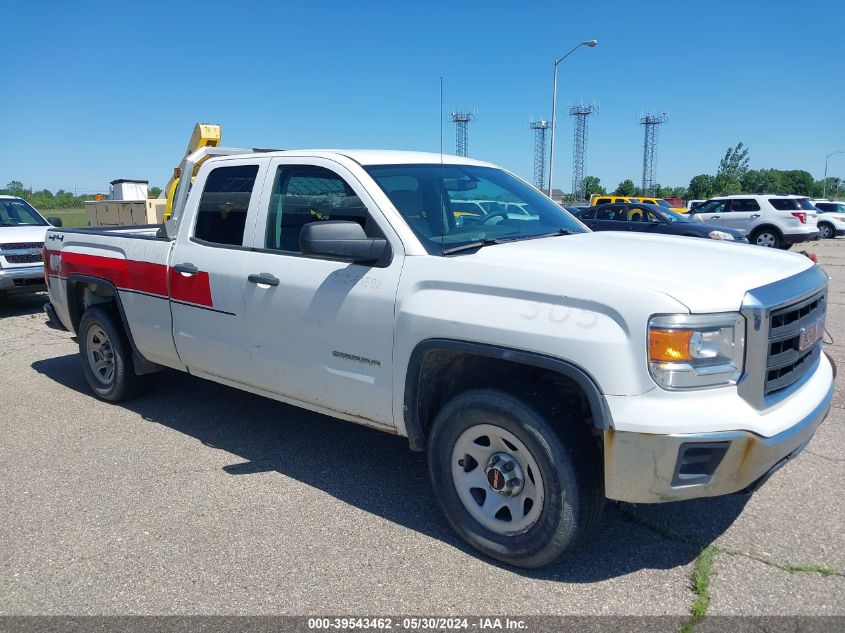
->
540;188;566;204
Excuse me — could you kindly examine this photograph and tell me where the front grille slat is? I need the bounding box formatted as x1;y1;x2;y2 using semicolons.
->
4;254;41;264
764;291;826;397
0;242;43;266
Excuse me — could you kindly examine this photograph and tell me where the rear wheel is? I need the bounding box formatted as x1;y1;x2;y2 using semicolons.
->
78;306;149;402
427;387;604;568
819;222;834;240
750;228;782;248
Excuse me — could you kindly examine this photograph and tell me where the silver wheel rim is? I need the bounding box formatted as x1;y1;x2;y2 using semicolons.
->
451;423;545;535
756;232;776;247
821;225;832;239
86;325;115;386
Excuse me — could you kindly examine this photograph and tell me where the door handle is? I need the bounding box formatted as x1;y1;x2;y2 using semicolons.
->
750;214;760;218
711;215;721;219
248;272;280;287
174;262;198;275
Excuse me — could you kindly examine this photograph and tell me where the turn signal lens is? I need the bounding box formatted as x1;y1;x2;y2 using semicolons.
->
649;329;694;362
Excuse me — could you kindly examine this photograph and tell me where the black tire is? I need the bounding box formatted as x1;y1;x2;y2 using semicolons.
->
427;387;604;568
819;222;835;240
78;305;149;402
749;227;782;249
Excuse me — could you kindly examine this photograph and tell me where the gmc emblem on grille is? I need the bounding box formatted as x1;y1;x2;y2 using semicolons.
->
799;316;825;351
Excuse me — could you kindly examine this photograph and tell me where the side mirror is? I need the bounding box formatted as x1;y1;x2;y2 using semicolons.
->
300;220;388;263
47;216;63;227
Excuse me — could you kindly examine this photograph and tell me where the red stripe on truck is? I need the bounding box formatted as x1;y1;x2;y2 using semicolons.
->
60;251;168;296
51;250;213;308
168;268;213;307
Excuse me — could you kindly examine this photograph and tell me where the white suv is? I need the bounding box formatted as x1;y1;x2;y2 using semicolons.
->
811;200;845;239
691;194;819;249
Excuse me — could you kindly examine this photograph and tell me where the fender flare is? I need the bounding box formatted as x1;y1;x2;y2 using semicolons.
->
66;274;160;375
403;338;613;451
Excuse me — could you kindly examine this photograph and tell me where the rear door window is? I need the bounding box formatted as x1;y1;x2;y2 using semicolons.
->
728;199;760;212
194;165;259;246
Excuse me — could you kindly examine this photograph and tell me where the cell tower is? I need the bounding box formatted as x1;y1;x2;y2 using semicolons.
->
450;110;477;157
639;112;668;195
569;103;597;202
529;119;551;190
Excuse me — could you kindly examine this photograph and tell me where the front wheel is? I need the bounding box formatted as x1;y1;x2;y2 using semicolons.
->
819;223;834;240
427;388;604;568
78;306;149;402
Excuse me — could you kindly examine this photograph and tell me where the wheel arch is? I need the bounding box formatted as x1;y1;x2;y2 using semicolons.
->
403;339;612;451
818;220;835;236
66;274;160;375
750;224;783;239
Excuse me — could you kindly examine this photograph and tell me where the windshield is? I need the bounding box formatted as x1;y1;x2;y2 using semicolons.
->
656;199;672;208
364;164;587;254
0;198;48;227
652;206;690;223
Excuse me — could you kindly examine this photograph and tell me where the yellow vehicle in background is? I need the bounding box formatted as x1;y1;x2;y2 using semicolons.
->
589;194;687;213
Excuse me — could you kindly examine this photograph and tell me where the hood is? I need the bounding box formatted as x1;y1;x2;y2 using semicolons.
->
0;224;50;244
470;231;816;313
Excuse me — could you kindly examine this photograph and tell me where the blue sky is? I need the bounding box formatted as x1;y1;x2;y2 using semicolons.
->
2;0;843;194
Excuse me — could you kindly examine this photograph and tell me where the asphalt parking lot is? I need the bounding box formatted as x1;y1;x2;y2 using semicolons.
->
1;241;843;620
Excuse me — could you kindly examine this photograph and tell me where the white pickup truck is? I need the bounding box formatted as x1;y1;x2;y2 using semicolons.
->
42;148;835;568
1;196;63;297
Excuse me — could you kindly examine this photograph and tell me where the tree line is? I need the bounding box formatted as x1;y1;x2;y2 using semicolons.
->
1;181;163;209
581;143;843;201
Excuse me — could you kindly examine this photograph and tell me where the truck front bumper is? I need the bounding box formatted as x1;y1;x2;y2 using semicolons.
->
0;265;46;292
604;356;835;503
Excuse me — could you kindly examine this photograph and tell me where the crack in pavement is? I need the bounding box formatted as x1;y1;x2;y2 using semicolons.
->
617;504;844;632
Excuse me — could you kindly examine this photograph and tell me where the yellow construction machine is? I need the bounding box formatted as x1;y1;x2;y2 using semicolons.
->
163;123;222;220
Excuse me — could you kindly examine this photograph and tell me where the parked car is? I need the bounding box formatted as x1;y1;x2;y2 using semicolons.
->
573;203;747;242
42;149;834;568
589;194;687;213
810;200;845;239
0;196;62;298
690;195;819;249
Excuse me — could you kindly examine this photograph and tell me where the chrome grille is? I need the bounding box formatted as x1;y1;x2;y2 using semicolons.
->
0;242;42;265
738;265;829;410
764;291;825;396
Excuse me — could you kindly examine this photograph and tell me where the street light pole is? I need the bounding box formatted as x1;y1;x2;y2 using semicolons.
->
548;39;597;201
823;150;843;198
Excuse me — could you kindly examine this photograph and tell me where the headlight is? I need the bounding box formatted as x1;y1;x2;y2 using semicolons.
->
648;313;745;389
708;230;735;240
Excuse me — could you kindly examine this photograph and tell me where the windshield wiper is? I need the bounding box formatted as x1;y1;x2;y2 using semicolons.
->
441;229;575;255
441;238;501;255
